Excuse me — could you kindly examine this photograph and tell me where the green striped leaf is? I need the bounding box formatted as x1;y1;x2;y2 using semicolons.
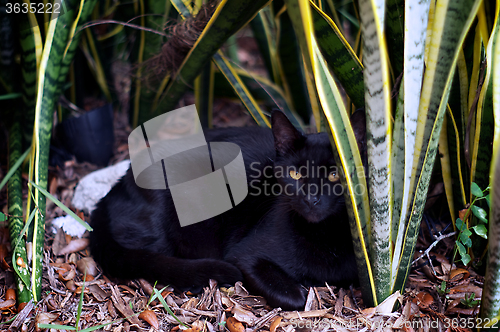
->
284;0;325;130
275;7;312;122
312;37;376;306
394;0;482;295
133;0;171;126
438;113;458;225
480;0;500;322
7;107;33;304
212;52;270;127
385;0;404;78
358;0;392;302
30;0;79;301
249;8;281;84
391;0;430;288
153;0;271;121
195;62;215;128
310;1;364;108
19;12;42;145
212;69;303;129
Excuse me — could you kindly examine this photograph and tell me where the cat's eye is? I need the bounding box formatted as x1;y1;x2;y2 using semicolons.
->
289;170;302;180
328;171;339;182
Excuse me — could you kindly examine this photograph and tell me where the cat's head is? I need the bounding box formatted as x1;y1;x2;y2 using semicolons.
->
271;110;365;223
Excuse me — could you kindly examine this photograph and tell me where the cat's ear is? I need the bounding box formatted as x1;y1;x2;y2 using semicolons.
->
350;108;366;161
271;110;305;155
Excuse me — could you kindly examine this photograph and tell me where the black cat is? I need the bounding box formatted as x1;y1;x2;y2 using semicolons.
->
89;110;363;310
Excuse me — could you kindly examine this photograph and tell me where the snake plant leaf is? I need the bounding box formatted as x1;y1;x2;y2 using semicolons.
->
171;0;271;127
384;0;404;79
7;96;33;304
19;12;42;145
212;52;270;127
275;7;312;122
393;0;482;295
471;25;496;195
480;0;500;321
446;104;468;214
283;0;376;305
283;0;325;130
391;80;405;246
56;0;98;98
482;138;500;322
312;37;376;306
195;62;214;128
390;0;430;287
249;8;281;84
310;1;364;109
154;0;271;121
438;114;457;225
31;0;79;301
358;0;393;302
212;69;302;129
133;0;171;127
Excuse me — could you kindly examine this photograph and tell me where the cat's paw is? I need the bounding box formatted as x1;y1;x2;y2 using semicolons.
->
194;259;243;287
266;285;308;311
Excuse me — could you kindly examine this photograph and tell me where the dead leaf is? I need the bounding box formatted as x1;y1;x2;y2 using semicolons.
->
66;280;77;292
412;292;434;309
110;285;143;327
231;303;257;326
88;284;110;302
449;268;470;281
458;209;468;221
35;312;59;332
270;317;281;332
49;176;58;195
234;282;249;296
76;257;98;276
139;310;159;330
0;299;16;310
376;291;403;314
58;238;89;256
52;228;67;256
6;289;15;302
361;307;376;317
58;267;75;282
448;284;482;298
226;317;244;332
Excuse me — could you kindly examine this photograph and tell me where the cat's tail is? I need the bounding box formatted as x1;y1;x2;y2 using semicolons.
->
89;206;243;290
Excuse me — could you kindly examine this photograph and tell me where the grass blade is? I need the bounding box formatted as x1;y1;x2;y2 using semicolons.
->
29;181;92;231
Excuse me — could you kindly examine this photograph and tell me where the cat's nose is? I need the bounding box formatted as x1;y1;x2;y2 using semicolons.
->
303;195;320;208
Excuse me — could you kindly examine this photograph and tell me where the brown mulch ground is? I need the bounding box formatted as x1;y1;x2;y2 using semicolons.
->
0;28;484;332
0;105;485;332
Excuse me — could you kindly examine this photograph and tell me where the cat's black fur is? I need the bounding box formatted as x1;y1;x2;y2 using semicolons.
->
89;111;363;310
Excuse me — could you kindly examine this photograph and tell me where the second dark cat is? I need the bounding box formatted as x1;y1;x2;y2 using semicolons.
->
89;110;363;310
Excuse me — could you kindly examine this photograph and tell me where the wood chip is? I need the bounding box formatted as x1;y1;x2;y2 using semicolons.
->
0;299;16;310
88;284;110;302
335;288;346;316
281;308;332;320
58;238;89;256
110;285;143;327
